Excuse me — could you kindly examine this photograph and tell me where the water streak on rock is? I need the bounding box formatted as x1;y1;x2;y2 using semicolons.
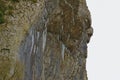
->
61;43;65;60
18;0;93;80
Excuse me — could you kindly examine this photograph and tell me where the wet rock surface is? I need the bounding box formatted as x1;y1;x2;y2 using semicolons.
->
19;0;93;80
0;0;93;80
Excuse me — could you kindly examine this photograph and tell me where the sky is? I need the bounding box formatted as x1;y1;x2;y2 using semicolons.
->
86;0;120;80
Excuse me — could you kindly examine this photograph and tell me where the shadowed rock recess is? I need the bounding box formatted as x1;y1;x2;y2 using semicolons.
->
0;0;93;80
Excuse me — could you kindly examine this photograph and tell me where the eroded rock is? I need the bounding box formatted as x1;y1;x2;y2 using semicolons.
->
0;0;93;80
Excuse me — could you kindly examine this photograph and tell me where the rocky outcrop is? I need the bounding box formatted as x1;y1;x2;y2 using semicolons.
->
0;0;93;80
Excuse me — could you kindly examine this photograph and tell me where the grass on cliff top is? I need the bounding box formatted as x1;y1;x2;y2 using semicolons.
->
0;0;37;24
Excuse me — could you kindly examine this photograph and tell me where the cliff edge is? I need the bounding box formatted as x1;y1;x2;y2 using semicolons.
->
0;0;93;80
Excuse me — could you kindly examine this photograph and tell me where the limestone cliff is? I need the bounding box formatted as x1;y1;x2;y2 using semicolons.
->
0;0;93;80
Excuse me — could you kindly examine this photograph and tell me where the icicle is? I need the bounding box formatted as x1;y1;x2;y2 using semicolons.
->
42;28;47;52
61;43;65;60
62;25;63;30
37;31;40;41
30;30;34;55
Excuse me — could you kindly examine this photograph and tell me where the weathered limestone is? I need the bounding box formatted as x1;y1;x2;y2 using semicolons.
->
0;0;93;80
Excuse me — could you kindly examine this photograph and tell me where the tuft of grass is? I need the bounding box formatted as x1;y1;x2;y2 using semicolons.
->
0;0;6;24
0;11;5;24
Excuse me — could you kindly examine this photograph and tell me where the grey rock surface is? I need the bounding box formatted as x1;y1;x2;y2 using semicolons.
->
19;0;93;80
0;0;93;80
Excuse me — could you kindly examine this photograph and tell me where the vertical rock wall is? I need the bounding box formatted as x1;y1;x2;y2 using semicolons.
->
19;0;93;80
0;0;93;80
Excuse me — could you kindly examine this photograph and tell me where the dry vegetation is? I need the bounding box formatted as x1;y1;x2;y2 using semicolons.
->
0;0;37;24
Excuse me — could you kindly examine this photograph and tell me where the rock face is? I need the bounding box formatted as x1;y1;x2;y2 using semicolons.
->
0;0;93;80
